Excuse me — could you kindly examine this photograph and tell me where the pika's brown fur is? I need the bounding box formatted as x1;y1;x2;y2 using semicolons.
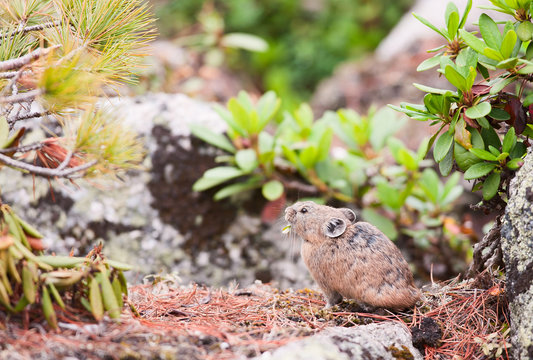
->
285;201;420;310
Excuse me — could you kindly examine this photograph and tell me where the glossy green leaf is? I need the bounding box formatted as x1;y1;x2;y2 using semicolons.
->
510;141;527;158
48;283;65;309
397;148;418;171
413;12;449;39
434;130;454;162
502;127;517;153
220;33;268;52
455;143;480;171
459;29;486;53
41;286;57;329
361;208;398;240
299;146;318;168
413;83;455;95
281;145;304;172
317;128;333;161
106;259;133;271
476;116;490;129
213;104;244;137
214;179;261;200
439;145;454;176
377;182;402;210
262;180;284;201
465;102;491;119
37;255;86;268
517;21;533;42
98;270;121;319
235;149;258;173
469;148;498;161
484;47;504;61
227;98;251;133
441;173;463;205
445;65;467;91
488;145;501;157
496;57;518;69
369;107;406;150
489;107;510;120
464;162;497;180
89;277;104;321
112;278;123;308
527;41;533;60
479;13;502;50
447;9;460;40
192;167;245;191
189;124;235;153
445;3;459;25
419;169;440;203
294;103;314;129
459;0;473;28
483;172;501;200
496;152;509;162
237;91;254;112
417;56;442;71
481;127;502;149
257;91;280;130
507;157;523;169
500;29;517;58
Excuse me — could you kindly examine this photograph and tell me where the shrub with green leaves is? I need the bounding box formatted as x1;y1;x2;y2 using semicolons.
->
391;0;532;205
0;0;154;327
153;0;413;107
192;91;470;273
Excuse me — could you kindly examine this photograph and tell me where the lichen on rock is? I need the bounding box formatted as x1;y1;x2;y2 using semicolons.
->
501;147;533;359
255;322;422;360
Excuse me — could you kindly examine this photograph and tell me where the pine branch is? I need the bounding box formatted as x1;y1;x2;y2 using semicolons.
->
0;142;43;154
0;45;60;72
0;152;97;178
7;111;49;123
0;71;27;79
12;21;61;36
0;89;42;104
0;21;61;42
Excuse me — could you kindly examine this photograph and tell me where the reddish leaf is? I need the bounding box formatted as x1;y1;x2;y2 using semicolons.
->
27;236;46;251
462;112;480;129
261;192;286;224
528;104;533;125
505;97;526;134
471;85;490;96
455;116;472;148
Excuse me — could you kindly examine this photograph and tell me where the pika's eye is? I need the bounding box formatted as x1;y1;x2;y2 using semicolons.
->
300;207;308;214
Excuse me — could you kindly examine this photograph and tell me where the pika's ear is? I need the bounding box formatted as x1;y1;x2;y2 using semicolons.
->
341;208;356;224
324;218;347;238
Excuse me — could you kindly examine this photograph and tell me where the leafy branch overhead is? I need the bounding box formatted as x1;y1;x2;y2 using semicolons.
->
0;0;155;180
392;0;533;204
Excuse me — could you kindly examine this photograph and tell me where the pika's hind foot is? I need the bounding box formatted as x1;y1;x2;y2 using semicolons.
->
324;291;342;309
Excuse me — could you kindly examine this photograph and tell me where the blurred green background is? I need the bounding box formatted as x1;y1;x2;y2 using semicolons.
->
150;0;414;108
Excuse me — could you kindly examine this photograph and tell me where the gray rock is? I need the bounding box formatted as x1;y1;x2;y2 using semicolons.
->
501;147;533;360
255;322;422;360
1;93;313;289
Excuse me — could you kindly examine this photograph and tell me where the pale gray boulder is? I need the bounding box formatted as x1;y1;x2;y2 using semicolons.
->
501;148;533;360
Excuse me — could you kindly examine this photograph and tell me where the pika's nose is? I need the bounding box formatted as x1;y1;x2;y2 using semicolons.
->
284;207;296;222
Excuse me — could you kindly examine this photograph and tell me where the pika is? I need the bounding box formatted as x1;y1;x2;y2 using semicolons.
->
284;201;420;310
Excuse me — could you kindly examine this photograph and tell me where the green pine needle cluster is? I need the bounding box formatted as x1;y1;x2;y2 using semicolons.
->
0;0;155;180
73;108;144;178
